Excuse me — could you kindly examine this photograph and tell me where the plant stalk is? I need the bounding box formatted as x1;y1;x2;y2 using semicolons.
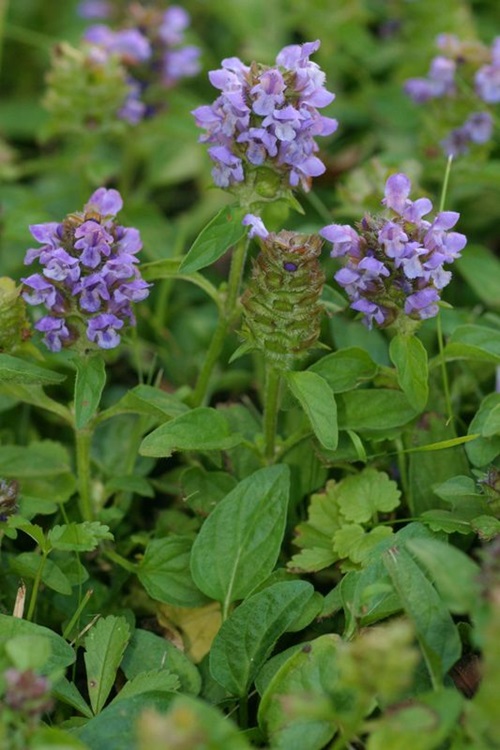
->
190;236;249;406
75;427;94;522
263;365;282;461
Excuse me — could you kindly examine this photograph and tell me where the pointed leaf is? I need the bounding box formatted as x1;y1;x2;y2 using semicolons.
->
286;371;338;450
74;355;106;429
139;407;243;457
383;546;461;686
84;616;131;714
179;205;246;273
190;465;290;610
209;580;315;696
389;334;428;412
138;536;209;608
0;353;65;385
48;522;113;552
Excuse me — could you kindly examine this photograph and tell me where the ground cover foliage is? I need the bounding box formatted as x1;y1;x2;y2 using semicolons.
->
1;0;500;748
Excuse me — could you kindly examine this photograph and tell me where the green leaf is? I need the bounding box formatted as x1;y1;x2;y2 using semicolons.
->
77;691;176;749
29;726;90;749
209;580;315;697
420;510;472;535
179;205;246;274
141;258;220;307
389;334;428;412
442;324;500;364
456;243;500;310
0;614;75;675
138;536;208;608
333;524;394;566
0;383;72;422
258;635;341;750
308;346;377;393
0;354;65;385
74;355;106;429
5;635;52;672
336;468;401;524
482;403;500;437
112;669;179;703
286;371;338;450
84;616;132;714
9;552;72;595
48;522;113;552
406;537;480;613
383;546;461;686
121;628;201;696
337;389;417;431
139;407;243;457
470;514;500;541
53;677;94;719
466;394;500;467
0;440;71;477
190;465;290;611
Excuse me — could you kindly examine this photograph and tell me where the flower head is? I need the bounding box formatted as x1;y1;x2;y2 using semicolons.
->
82;4;200;124
22;188;151;352
320;173;466;329
192;41;337;194
241;216;325;369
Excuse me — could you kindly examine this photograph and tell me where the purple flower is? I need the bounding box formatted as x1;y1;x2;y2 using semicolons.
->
321;173;466;328
35;317;73;352
193;40;337;193
22;188;150;352
87;313;124;349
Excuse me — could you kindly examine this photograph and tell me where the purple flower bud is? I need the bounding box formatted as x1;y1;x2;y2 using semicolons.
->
243;214;269;239
85;188;123;218
383;173;412;214
476;62;500;103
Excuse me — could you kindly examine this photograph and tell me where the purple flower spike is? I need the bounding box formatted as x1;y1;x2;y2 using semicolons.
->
321;173;466;328
193;40;337;193
22;187;150;352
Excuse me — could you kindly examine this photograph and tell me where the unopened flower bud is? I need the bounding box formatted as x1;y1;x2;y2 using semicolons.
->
241;216;325;370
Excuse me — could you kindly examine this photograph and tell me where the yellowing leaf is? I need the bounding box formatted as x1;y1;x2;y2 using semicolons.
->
157;601;222;663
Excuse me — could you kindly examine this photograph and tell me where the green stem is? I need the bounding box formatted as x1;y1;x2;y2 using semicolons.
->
103;548;137;573
438;154;454;213
263;365;282;461
190;236;249;406
75;427;94;522
26;551;48;622
437;312;454;426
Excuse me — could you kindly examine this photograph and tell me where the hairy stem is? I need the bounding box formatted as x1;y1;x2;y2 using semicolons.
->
263;365;282;461
75;427;94;522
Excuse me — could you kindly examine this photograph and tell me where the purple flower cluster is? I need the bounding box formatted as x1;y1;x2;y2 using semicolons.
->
22;188;151;352
83;4;200;124
192;40;337;192
404;34;498;156
320;174;466;328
